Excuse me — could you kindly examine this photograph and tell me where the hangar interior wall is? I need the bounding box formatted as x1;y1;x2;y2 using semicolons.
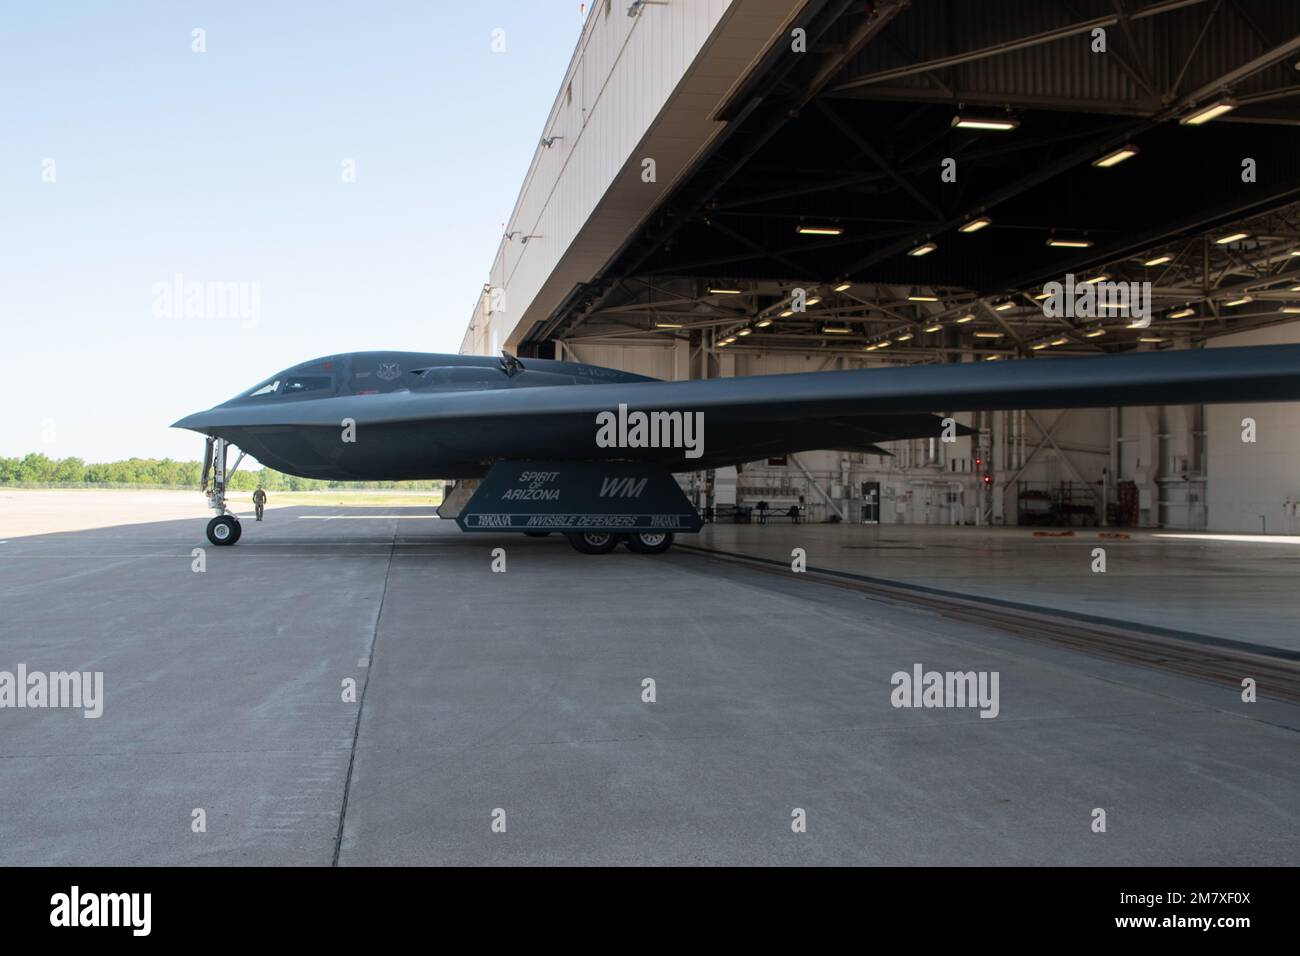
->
559;332;1300;530
1206;324;1300;534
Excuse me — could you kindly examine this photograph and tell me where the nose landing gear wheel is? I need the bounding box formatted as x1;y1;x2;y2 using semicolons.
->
565;531;621;554
206;515;241;546
625;531;674;554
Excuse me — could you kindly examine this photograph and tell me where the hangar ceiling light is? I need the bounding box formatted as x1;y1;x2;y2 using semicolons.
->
1047;237;1093;249
834;282;852;292
959;217;992;234
754;317;773;328
1225;295;1253;306
822;324;852;334
1180;98;1237;126
805;296;822;306
956;314;975;324
1168;307;1195;318
1085;327;1106;338
708;287;742;294
654;321;683;329
908;242;938;257
797;225;843;236
951;114;1019;132
1215;232;1249;245
1281;307;1300;314
1092;146;1139;168
1144;255;1173;266
923;322;943;333
907;294;939;302
896;333;914;342
736;328;752;336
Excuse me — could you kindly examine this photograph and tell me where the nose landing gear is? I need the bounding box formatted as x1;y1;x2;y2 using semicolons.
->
200;436;246;546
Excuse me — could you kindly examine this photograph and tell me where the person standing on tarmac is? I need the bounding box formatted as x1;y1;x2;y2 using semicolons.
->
253;486;267;521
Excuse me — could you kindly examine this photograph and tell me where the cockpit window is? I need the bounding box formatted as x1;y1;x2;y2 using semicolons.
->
247;379;280;397
283;375;333;394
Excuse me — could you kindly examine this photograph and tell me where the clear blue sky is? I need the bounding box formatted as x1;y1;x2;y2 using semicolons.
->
0;1;584;461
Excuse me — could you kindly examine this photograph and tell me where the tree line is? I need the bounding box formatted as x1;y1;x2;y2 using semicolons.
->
0;453;443;492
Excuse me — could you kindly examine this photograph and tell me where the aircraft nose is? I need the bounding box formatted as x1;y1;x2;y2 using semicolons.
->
172;410;216;431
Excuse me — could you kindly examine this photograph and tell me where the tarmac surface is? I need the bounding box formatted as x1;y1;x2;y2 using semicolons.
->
1;496;1297;865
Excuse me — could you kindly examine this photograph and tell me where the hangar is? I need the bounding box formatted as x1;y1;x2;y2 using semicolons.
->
462;0;1300;533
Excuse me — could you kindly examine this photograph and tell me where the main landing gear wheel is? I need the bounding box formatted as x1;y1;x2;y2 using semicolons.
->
625;531;674;554
565;531;621;555
206;515;241;546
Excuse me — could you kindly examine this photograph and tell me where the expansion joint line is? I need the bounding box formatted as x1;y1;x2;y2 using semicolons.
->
331;522;397;866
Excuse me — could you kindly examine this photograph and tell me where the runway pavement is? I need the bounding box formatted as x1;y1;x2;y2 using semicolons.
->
1;503;1296;865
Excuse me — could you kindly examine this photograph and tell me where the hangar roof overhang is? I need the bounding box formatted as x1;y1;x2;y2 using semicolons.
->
523;0;1300;360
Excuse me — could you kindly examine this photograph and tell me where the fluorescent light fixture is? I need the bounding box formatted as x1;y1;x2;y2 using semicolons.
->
1085;327;1106;338
1291;285;1300;292
908;242;938;257
1050;336;1069;346
994;301;1014;311
1092;145;1139;168
956;314;975;324
974;331;1004;338
797;225;844;236
1215;232;1249;245
654;321;684;329
834;282;852;292
1081;274;1108;285
1033;291;1052;300
1180;98;1236;126
875;340;891;348
736;328;752;336
1126;319;1147;328
754;317;773;328
708;287;742;295
1291;250;1300;257
805;297;822;306
779;309;794;317
896;333;914;342
923;322;943;333
984;355;1000;361
1225;295;1253;307
952;114;1019;132
1281;307;1300;314
1138;336;1165;343
1144;255;1172;266
907;294;939;302
1047;237;1094;249
864;344;879;351
822;325;852;334
718;336;735;346
1031;341;1050;350
1168;307;1194;319
959;217;992;234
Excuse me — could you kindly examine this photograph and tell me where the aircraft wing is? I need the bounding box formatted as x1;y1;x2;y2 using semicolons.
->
173;344;1300;477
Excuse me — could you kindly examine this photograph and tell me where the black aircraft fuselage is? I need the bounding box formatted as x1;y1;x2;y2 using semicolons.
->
173;345;1300;482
